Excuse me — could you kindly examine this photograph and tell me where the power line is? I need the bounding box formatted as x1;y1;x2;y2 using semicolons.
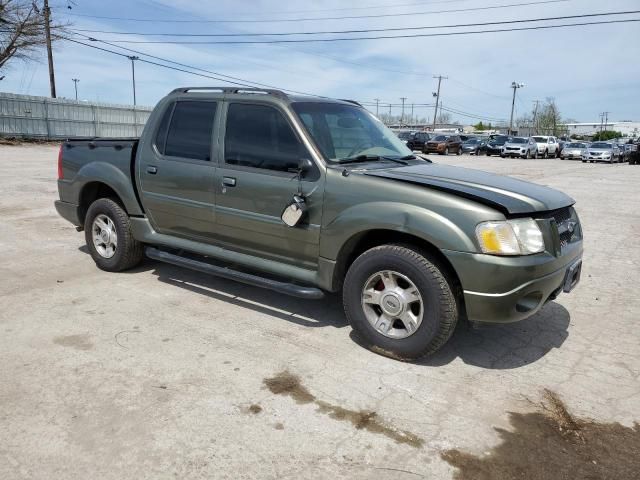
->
79;18;640;44
57;0;570;24
68;10;640;38
65;33;325;98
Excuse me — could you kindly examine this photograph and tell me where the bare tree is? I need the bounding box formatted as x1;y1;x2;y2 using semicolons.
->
437;111;452;124
0;1;65;70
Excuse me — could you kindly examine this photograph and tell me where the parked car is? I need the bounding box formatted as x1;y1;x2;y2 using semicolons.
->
561;142;588;160
423;134;463;155
629;144;640;165
622;143;638;162
395;130;414;145
582;142;622;163
461;137;485;155
406;131;432;151
532;136;560;158
481;135;511;156
54;86;583;360
500;137;538;158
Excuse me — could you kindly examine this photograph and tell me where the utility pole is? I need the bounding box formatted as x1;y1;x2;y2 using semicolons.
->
128;56;139;105
373;98;380;117
432;75;447;130
72;78;79;101
388;102;392;119
509;81;524;135
410;103;414;126
532;100;539;135
43;0;56;98
599;112;605;133
400;97;407;125
604;111;609;131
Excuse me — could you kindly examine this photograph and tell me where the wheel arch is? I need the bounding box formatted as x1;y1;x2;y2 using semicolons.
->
79;181;127;225
331;229;465;317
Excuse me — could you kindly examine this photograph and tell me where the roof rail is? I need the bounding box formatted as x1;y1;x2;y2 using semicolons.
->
339;99;362;107
169;86;289;99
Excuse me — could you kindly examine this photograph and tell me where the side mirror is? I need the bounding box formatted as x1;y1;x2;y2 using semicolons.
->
299;158;314;176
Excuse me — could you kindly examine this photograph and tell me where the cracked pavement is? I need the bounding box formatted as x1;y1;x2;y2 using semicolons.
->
0;145;638;479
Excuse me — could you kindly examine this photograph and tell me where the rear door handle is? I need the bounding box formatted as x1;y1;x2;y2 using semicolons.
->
222;176;236;187
146;166;158;174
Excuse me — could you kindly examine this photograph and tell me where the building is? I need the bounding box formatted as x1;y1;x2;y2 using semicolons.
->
564;121;640;138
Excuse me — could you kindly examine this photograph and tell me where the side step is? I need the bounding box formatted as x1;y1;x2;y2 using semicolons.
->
145;247;324;300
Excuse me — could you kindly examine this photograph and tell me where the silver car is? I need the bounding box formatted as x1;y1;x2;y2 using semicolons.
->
561;142;588;160
500;137;538;158
582;142;622;163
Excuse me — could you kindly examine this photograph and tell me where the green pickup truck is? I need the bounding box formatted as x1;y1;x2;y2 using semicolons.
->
55;87;583;360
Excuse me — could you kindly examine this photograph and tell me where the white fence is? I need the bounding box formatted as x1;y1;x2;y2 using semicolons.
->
0;92;152;139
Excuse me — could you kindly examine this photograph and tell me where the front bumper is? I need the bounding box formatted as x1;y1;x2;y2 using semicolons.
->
443;242;583;324
54;200;82;227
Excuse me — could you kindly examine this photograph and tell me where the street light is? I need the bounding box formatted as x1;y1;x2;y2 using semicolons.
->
509;81;525;135
128;56;139;105
72;78;79;101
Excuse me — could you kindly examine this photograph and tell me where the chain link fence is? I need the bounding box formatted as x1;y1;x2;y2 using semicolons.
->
0;92;152;139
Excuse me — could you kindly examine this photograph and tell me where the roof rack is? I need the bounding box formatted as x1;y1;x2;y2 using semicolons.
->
169;86;289;100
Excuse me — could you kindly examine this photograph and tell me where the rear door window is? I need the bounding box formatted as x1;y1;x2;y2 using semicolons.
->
164;101;217;161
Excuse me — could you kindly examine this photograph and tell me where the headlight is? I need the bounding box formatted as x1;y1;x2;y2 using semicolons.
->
476;218;544;255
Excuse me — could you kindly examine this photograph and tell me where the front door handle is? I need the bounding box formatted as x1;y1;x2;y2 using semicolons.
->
146;165;158;174
222;176;236;187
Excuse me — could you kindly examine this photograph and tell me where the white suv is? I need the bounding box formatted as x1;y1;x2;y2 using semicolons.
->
532;136;559;158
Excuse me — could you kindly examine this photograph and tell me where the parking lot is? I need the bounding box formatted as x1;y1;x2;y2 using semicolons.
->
1;144;639;479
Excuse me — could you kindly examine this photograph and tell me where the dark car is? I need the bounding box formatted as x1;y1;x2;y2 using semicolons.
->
481;135;511;156
423;135;463;155
406;131;432;151
461;137;485;155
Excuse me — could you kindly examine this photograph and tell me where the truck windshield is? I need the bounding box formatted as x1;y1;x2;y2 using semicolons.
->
292;102;412;162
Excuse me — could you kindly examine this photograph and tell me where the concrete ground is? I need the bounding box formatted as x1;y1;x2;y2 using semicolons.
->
1;145;638;479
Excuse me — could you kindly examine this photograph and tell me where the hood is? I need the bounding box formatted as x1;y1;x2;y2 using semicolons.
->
363;163;574;215
504;142;527;148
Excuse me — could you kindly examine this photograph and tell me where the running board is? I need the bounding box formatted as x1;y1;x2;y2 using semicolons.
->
145;247;324;300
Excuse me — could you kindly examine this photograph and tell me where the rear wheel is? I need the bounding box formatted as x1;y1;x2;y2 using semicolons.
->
343;245;458;360
84;198;144;272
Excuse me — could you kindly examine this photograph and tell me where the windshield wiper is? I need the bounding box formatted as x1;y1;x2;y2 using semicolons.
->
338;154;410;165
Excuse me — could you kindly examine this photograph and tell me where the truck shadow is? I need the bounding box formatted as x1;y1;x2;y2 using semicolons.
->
149;257;570;369
147;261;349;329
80;247;571;369
414;301;571;369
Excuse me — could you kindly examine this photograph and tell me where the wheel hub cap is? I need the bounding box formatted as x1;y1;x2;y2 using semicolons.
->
361;270;424;339
92;214;118;259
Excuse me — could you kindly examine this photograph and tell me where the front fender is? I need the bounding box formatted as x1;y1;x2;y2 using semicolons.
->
73;161;143;215
319;201;477;260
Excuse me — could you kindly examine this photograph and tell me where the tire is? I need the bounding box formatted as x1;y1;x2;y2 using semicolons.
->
457;146;462;155
84;198;144;272
582;160;587;163
343;244;458;360
444;147;449;155
534;150;539;159
543;149;548;159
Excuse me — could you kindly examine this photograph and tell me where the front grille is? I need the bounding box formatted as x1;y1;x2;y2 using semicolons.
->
536;207;580;250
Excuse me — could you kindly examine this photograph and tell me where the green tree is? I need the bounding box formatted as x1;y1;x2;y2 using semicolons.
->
592;130;622;141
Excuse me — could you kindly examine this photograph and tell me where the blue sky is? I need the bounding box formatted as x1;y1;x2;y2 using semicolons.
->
1;0;639;124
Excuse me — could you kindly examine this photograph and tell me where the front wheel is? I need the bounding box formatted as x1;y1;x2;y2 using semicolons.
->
84;198;144;272
444;147;449;155
343;245;458;360
543;149;549;159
